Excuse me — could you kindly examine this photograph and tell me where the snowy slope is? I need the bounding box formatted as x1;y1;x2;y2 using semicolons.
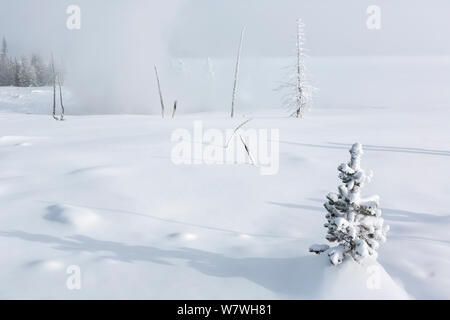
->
1;96;449;298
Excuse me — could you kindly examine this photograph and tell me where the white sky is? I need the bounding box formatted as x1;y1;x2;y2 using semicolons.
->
1;0;450;58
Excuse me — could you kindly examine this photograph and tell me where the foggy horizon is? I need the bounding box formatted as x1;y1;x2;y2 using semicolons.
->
1;0;450;114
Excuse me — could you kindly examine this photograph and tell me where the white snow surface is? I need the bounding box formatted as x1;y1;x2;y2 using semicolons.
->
1;61;450;299
0;87;74;115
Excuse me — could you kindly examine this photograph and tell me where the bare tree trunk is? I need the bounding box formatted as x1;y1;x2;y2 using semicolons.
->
231;27;245;118
172;100;177;119
51;54;58;120
296;19;303;118
154;65;165;119
57;74;65;120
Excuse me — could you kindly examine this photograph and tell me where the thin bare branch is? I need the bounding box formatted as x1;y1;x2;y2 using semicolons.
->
238;134;255;166
231;27;245;118
224;118;252;148
154;65;165;119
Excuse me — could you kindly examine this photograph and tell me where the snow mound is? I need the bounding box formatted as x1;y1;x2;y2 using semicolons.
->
43;205;100;231
167;232;198;241
0;135;39;146
24;260;64;271
67;165;124;177
306;254;409;299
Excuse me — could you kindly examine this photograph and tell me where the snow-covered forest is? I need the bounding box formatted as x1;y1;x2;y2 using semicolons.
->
1;0;449;300
0;38;57;87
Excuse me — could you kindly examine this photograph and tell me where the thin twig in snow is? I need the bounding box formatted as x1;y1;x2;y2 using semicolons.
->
172;100;177;119
238;134;256;166
224;118;253;148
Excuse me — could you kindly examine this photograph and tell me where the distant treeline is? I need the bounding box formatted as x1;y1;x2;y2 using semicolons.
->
0;37;62;87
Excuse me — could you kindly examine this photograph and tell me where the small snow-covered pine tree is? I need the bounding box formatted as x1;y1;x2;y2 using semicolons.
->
309;143;389;266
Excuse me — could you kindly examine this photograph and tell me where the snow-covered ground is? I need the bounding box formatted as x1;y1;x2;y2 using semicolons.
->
0;86;74;115
1;57;449;299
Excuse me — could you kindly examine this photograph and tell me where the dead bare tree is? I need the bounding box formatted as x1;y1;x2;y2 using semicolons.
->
51;54;58;120
172;100;177;119
57;73;65;120
154;65;165;119
50;54;65;121
230;27;245;118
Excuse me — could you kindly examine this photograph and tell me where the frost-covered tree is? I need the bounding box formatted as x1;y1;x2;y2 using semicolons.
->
17;56;33;87
29;64;38;87
31;54;48;86
0;37;11;86
6;58;16;85
309;143;389;266
13;58;20;86
1;37;7;57
44;60;54;85
0;37;61;87
279;19;313;118
0;38;64;87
